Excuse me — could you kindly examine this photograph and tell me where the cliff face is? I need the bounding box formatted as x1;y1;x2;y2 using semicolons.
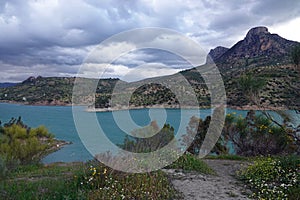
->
206;46;229;64
208;26;299;70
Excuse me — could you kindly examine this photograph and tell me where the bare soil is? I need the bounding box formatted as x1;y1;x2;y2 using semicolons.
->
163;159;252;200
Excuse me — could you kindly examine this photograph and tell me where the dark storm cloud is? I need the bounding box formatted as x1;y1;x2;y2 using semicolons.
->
251;0;300;23
0;0;300;82
113;49;193;70
206;0;300;48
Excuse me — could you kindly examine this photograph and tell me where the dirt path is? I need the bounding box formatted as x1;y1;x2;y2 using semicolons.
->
163;159;251;200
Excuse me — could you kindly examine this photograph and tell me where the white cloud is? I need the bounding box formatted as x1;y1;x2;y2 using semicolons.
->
121;63;180;82
76;62;180;82
86;42;137;64
269;17;300;42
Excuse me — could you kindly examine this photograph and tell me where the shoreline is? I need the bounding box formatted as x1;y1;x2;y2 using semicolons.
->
41;139;72;161
0;101;289;112
86;104;289;112
0;100;72;107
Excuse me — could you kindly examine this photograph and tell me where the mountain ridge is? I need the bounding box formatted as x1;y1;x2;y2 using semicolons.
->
0;26;299;110
207;26;299;71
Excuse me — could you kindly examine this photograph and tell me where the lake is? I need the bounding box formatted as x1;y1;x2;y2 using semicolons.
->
0;103;298;163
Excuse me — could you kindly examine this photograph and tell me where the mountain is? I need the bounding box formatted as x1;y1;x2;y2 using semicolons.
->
0;76;120;106
0;26;299;109
206;46;229;64
0;82;17;88
208;26;299;71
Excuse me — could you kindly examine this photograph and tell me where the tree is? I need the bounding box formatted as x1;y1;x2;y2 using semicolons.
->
223;111;296;156
238;71;299;155
182;116;228;155
120;121;175;153
291;45;300;72
238;73;265;105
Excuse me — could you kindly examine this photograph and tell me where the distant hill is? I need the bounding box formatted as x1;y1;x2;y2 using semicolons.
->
0;82;17;88
0;76;120;106
0;26;299;110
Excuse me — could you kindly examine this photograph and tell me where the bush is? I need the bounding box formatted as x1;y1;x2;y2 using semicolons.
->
0;117;55;165
238;156;300;200
0;157;7;178
119;121;174;153
166;153;215;174
223;111;296;156
182;115;228;155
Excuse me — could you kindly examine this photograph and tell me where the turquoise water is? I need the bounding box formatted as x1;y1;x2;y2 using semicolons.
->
1;103;298;163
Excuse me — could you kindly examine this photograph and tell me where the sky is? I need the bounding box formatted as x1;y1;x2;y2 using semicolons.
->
1;0;300;82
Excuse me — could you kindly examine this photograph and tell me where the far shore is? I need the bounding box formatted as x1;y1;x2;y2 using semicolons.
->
86;104;289;112
0;100;290;112
0;100;72;106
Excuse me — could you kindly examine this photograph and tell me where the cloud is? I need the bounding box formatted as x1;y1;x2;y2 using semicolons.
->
1;0;300;82
76;62;180;82
121;62;180;82
87;42;137;64
0;61;79;82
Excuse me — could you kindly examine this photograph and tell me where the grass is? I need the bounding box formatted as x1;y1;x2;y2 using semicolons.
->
7;162;83;179
0;160;179;200
0;163;85;200
1;178;81;200
166;153;215;175
205;154;249;161
0;154;217;199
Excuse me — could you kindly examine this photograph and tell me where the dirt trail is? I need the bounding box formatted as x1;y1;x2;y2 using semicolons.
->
163;159;251;200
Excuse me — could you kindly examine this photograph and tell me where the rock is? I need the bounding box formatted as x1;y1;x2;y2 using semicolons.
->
212;26;300;70
206;46;229;64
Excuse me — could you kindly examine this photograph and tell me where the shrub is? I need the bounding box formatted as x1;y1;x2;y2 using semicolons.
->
182;115;228;155
182;110;297;157
238;156;300;200
0;117;55;165
0;157;7;178
119;121;174;153
166;153;215;174
223;111;296;156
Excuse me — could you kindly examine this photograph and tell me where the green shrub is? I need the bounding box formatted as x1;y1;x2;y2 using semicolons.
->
223;111;297;156
182;115;228;155
0;117;55;166
0;157;7;178
119;122;174;153
166;153;215;174
238;156;300;200
205;154;248;161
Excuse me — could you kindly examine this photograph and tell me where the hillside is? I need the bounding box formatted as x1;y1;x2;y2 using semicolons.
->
0;26;299;110
0;82;17;88
0;76;120;106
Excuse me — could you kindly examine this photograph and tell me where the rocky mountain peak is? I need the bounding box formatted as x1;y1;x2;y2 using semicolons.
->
245;26;269;38
206;46;229;64
244;26;271;48
208;26;299;70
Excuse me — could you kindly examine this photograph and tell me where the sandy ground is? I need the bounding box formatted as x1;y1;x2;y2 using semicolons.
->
163;159;252;200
